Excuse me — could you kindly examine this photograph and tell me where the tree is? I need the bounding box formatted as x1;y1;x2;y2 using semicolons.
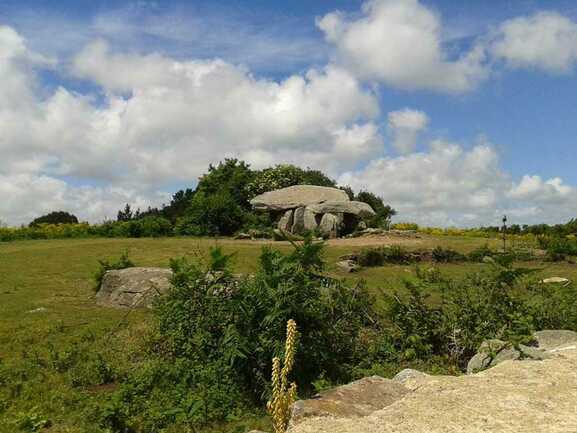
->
117;204;133;222
163;188;195;222
179;191;245;236
246;164;336;197
355;191;397;228
29;211;79;227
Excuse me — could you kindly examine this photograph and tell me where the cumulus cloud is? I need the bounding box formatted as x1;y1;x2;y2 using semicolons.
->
0;28;382;224
338;139;577;227
491;12;577;73
387;109;428;154
317;0;488;93
0;173;168;226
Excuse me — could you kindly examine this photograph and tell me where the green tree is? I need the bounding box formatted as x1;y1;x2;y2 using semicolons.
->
196;159;255;209
29;211;79;227
355;191;396;228
246;164;336;197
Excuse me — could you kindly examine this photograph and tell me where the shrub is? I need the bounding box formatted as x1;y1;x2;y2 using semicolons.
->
357;246;411;266
29;211;78;227
93;250;135;290
181;191;246;236
431;247;466;263
153;236;379;405
355;191;396;229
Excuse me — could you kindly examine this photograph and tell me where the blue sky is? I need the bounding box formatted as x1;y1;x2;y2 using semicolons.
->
1;0;577;226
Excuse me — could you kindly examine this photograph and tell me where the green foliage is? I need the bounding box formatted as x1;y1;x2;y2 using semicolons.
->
538;236;577;261
196;159;255;209
150;237;379;417
178;191;246;236
246;164;336;197
357;246;412;266
385;261;559;369
355;191;396;228
29;211;78;227
93;250;135;289
431;247;466;263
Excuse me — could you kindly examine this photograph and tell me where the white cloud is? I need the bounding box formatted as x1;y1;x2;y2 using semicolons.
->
0;173;168;226
0;28;382;225
491;11;577;73
387;109;428;154
509;175;574;202
317;0;488;93
339;139;577;227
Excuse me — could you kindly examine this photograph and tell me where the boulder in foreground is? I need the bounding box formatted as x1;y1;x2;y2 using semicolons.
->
96;267;172;308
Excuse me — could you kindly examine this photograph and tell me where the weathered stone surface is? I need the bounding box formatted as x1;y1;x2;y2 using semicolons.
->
319;213;339;238
336;260;360;273
534;330;577;351
250;185;350;211
289;345;577;433
96;267;172;308
291;207;317;234
466;339;519;374
278;209;294;232
290;376;409;427
392;369;429;385
307;201;376;219
466;338;555;374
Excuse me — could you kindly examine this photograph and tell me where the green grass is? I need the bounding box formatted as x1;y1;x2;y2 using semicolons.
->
1;235;577;432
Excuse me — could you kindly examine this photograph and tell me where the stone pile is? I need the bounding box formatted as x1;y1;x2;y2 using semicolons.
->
250;185;375;238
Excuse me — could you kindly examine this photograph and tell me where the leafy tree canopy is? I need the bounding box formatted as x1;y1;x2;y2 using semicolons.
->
29;211;79;227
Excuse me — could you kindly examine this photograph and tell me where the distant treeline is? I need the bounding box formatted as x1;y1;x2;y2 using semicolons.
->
1;159;395;242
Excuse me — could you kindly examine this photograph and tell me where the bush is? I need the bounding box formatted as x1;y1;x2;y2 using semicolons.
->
29;211;78;227
357;246;411;266
385;259;553;369
153;236;379;401
93;250;135;289
180;191;246;236
431;247;466;263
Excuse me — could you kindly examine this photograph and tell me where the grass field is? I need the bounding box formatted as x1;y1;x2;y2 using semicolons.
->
2;235;577;432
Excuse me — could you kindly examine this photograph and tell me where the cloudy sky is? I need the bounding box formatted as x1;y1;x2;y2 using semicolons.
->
1;0;577;227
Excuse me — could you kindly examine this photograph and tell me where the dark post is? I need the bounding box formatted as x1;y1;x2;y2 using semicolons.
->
502;215;507;251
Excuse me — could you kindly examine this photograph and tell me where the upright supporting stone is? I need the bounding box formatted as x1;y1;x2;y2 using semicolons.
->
292;207;318;234
319;213;339;238
278;209;294;232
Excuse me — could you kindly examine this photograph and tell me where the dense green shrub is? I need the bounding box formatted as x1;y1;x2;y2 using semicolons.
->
431;247;466;263
246;164;336;197
29;211;78;227
357;246;411;266
93;250;135;289
355;191;396;229
153;237;379;399
178;191;246;236
538;236;577;261
385;258;557;369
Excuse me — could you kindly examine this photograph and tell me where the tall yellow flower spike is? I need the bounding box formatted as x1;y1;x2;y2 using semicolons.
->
267;319;298;433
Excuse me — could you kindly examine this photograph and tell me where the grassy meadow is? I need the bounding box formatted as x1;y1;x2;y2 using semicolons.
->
1;235;577;432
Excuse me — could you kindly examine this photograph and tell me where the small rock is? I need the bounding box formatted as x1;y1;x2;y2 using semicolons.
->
336;260;360;273
393;368;429;384
467;340;520;374
27;307;48;314
541;277;570;285
234;232;252;240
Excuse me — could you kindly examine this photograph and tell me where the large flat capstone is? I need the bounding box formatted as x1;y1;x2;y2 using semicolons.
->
307;201;376;219
250;185;350;211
